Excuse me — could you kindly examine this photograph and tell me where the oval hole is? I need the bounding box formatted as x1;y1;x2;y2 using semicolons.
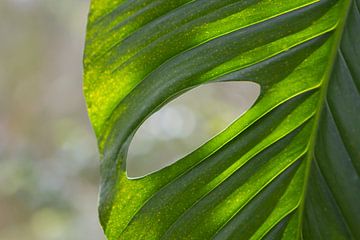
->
126;81;261;179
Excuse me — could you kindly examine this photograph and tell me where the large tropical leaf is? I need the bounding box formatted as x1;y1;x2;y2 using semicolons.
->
83;0;360;239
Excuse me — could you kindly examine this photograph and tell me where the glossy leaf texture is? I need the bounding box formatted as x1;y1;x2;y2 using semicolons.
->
83;0;360;239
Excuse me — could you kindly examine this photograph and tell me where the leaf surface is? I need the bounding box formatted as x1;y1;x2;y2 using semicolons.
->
83;0;360;239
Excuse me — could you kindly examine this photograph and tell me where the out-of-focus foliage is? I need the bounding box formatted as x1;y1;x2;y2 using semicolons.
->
0;1;104;239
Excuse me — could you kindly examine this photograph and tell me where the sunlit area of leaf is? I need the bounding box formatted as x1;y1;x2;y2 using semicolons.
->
127;81;261;179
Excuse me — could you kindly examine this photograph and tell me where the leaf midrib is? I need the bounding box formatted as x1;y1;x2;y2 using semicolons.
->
296;1;351;239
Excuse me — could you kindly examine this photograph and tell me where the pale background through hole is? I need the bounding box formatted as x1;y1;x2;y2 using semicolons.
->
127;81;261;179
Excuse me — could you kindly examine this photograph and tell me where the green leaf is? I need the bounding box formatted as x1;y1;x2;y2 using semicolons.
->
83;0;360;239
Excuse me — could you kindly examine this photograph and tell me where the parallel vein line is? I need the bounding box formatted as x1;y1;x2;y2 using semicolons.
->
210;156;304;240
158;110;316;238
109;1;325;73
92;0;164;26
103;0;316;67
313;152;355;239
90;0;197;62
258;209;297;239
355;0;360;15
338;49;360;94
325;99;360;177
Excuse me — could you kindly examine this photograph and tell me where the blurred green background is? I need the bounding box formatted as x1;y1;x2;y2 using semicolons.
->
0;0;105;239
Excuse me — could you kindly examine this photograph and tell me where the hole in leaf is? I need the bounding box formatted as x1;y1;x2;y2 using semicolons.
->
126;81;260;179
